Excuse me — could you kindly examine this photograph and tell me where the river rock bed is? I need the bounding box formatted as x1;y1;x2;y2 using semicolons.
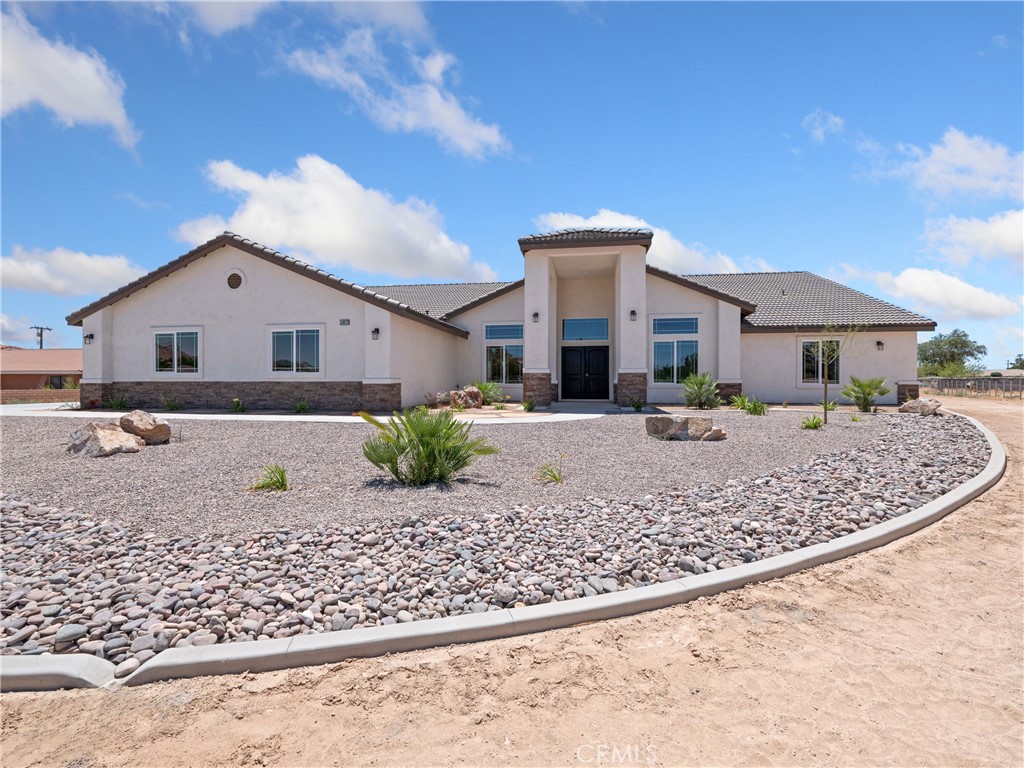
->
0;413;989;677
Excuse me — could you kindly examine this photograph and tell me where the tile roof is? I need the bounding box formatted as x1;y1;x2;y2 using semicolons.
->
518;227;654;252
366;281;519;318
0;348;82;373
65;233;469;337
682;271;936;330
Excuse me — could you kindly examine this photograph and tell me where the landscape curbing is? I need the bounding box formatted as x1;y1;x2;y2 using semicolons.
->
0;410;1006;692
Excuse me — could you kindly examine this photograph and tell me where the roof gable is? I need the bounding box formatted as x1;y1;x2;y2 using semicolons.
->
518;228;653;253
65;233;469;338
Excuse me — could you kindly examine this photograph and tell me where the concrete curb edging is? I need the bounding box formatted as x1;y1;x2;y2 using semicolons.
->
1;411;1006;692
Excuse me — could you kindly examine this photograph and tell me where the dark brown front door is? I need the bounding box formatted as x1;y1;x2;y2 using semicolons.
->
561;346;609;399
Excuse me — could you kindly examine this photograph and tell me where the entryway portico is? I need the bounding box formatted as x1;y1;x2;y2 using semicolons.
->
518;228;652;405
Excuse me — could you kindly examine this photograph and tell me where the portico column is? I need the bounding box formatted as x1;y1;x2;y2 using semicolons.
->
615;247;648;405
523;252;553;405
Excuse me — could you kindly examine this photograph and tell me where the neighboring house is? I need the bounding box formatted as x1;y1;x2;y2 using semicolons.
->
66;229;934;410
0;346;83;390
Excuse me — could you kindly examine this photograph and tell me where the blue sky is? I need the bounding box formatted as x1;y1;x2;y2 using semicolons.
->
2;1;1022;367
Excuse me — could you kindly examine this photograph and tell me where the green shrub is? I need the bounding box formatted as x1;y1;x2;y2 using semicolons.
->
248;463;288;491
469;379;504;405
730;394;751;411
627;395;647;412
450;402;466;412
816;399;839;412
103;394;130;409
681;372;721;410
360;408;499;486
230;397;246;413
850;414;863;423
63;379;81;390
494;395;510;410
537;453;567;484
292;398;311;414
522;399;536;412
990;371;1003;377
840;376;892;412
744;397;768;416
162;397;182;412
801;415;824;430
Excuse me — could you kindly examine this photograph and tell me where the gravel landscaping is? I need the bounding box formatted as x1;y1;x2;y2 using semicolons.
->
0;411;990;678
1;410;884;535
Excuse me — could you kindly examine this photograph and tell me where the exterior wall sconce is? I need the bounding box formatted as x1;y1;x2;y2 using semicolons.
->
629;310;637;322
876;341;884;351
532;312;539;323
83;333;95;344
371;328;380;340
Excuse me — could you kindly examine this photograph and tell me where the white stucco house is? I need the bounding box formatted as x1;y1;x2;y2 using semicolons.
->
67;229;934;410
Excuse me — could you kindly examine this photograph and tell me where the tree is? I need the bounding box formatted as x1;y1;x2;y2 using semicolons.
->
917;329;987;377
1009;354;1024;371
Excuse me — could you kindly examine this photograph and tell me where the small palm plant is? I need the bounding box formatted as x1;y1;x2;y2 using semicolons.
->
840;376;892;412
249;464;288;491
360;408;499;486
681;372;721;410
469;379;503;405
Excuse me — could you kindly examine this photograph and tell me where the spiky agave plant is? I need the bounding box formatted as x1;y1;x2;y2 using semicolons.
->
360;408;499;486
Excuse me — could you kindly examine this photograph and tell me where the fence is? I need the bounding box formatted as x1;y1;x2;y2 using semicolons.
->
0;388;81;405
920;376;1024;399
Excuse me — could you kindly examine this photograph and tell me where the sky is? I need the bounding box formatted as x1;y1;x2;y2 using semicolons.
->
2;1;1022;368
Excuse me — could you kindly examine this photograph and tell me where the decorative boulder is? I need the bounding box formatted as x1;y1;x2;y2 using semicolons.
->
701;427;728;441
119;409;171;445
449;387;484;409
898;397;942;416
68;422;145;458
645;415;714;440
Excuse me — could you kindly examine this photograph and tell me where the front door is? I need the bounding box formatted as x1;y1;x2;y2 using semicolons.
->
561;346;609;399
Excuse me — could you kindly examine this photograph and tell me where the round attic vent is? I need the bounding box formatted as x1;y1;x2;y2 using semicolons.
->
227;272;243;289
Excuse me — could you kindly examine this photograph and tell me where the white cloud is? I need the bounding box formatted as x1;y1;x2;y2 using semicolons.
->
924;209;1024;268
0;313;39;345
328;2;429;37
802;108;845;144
288;28;509;159
848;265;1021;321
896;128;1023;200
1;245;147;296
176;155;497;281
189;2;275;35
532;209;766;274
1;10;139;148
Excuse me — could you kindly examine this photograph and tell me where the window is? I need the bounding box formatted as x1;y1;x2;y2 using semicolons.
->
562;318;608;341
48;375;67;388
271;329;320;373
485;324;524;340
653;340;698;383
155;331;199;374
801;340;839;384
653;317;698;335
484;323;523;384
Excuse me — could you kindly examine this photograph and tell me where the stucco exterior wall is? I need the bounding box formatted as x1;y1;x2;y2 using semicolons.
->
390;313;460;407
644;273;723;403
449;286;525;398
740;330;919;404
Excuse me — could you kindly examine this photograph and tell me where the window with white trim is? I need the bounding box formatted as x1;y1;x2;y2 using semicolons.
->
271;328;320;373
801;339;839;384
485;324;523;384
652;317;699;383
155;331;199;374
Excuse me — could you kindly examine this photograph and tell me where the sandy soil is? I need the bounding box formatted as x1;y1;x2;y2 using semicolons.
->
2;396;1021;768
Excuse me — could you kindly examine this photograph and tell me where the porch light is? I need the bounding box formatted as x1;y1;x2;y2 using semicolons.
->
372;328;380;340
629;310;637;322
84;333;95;345
532;312;539;323
876;341;884;351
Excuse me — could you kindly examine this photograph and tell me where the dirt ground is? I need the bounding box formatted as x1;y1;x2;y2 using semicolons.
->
2;396;1022;768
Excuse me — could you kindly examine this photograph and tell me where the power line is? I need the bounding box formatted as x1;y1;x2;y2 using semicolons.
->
29;325;53;350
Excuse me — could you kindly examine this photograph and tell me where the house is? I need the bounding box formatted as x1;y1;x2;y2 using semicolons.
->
66;229;935;410
0;346;82;391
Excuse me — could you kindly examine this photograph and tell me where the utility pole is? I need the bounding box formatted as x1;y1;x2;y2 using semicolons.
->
29;325;53;349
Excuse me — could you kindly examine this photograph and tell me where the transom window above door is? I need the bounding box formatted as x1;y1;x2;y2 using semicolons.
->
562;318;608;341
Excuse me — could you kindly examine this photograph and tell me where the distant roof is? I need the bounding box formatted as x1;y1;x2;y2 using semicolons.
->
0;347;82;374
366;281;522;319
684;271;936;331
518;228;654;253
65;233;469;338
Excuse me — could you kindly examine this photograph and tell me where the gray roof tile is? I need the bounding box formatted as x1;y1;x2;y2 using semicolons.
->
366;281;517;318
518;227;654;251
683;271;935;329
